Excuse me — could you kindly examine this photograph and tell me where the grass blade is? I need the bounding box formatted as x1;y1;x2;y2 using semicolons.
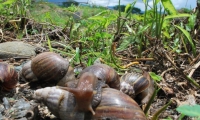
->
161;0;177;15
174;25;196;56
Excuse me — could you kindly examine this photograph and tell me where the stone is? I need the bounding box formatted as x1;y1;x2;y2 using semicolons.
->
0;41;36;59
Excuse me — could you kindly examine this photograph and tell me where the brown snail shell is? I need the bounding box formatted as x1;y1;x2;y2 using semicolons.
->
138;73;155;104
120;71;150;98
31;52;69;82
20;61;38;82
89;88;147;120
21;52;74;84
0;62;18;91
120;71;155;104
78;63;120;90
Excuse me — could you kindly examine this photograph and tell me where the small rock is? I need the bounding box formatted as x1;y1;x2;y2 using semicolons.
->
0;41;36;59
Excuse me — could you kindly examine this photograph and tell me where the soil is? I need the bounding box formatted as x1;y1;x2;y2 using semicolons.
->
0;14;200;120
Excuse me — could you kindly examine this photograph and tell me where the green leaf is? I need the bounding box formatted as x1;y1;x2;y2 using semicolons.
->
75;47;80;63
176;104;200;117
174;25;196;56
149;72;162;81
72;23;81;31
143;0;147;3
161;0;177;15
88;16;105;21
164;13;191;20
163;31;171;39
188;14;196;30
137;24;151;35
93;10;109;16
125;4;131;13
125;23;135;34
155;0;161;4
47;36;53;52
2;0;16;5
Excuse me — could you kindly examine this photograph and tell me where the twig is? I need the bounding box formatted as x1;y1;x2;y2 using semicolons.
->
162;48;200;89
190;53;200;66
161;67;175;77
188;60;200;78
0;28;3;42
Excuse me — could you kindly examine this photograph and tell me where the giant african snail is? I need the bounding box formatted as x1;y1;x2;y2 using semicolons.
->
21;52;75;85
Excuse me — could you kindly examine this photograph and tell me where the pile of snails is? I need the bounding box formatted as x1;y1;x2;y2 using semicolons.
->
0;52;155;120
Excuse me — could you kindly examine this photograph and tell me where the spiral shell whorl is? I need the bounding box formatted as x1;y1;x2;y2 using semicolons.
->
120;72;150;98
31;52;69;83
21;61;38;82
0;62;18;91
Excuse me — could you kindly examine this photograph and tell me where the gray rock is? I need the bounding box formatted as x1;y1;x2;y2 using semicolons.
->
72;11;82;21
0;41;36;59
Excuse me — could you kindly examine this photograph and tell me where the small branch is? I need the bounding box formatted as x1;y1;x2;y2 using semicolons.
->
162;48;200;89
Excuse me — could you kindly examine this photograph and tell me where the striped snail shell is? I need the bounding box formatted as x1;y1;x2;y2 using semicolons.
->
86;88;147;120
120;71;150;98
21;52;74;84
78;63;120;90
31;52;69;82
21;60;38;82
0;62;18;91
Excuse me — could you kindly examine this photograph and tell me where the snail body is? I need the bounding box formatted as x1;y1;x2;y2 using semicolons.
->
78;63;120;90
0;62;18;91
59;72;97;115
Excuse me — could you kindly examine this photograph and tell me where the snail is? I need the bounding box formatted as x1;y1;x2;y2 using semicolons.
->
21;52;75;84
120;71;155;104
78;63;120;90
0;62;19;91
77;64;154;104
33;72;147;120
59;72;98;115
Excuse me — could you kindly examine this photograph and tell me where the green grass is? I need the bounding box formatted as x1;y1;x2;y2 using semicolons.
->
28;2;115;27
28;2;70;26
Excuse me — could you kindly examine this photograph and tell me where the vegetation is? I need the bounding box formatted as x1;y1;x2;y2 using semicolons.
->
0;0;200;119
